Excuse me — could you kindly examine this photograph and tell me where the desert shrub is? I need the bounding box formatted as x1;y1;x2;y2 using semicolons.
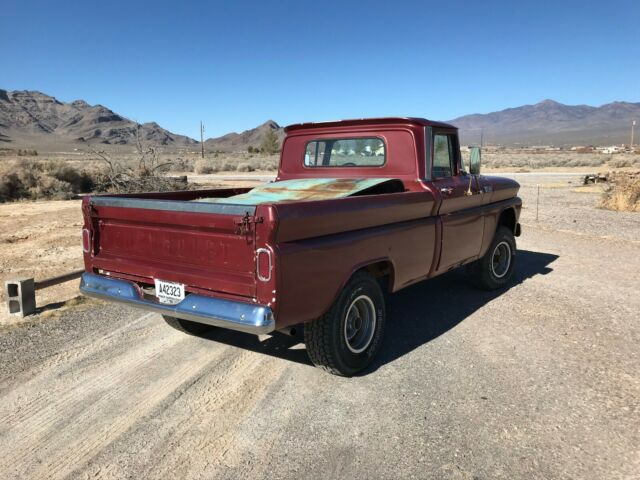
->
194;159;219;174
236;162;255;172
164;157;194;172
257;158;278;171
609;158;632;169
0;173;26;201
566;157;605;167
28;175;74;200
46;162;96;192
219;161;236;171
600;173;640;212
17;149;38;156
0;160;96;202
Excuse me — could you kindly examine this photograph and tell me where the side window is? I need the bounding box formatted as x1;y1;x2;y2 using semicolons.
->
432;134;453;178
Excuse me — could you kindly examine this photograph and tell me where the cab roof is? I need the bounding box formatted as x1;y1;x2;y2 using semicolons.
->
284;117;456;133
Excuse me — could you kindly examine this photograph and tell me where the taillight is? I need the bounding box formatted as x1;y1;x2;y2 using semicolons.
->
256;248;272;282
82;228;91;253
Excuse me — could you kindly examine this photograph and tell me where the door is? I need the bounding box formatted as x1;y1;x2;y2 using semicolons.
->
430;131;484;272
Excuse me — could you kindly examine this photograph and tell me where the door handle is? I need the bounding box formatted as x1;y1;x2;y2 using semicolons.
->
440;187;453;195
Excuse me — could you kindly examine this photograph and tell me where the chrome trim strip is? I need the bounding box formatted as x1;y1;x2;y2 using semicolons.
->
255;248;272;282
90;196;256;216
80;273;275;334
424;126;433;181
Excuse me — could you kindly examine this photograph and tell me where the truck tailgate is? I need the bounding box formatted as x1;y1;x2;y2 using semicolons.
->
86;197;258;298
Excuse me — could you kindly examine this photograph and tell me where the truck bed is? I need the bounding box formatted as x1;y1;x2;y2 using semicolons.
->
81;180;438;329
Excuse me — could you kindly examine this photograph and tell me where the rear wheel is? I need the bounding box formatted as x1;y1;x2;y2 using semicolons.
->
469;226;516;290
162;315;212;336
304;272;386;376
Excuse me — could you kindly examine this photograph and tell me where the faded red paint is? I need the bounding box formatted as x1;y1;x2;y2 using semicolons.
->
82;118;521;329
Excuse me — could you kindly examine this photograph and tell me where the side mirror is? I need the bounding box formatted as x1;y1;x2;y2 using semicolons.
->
469;146;482;175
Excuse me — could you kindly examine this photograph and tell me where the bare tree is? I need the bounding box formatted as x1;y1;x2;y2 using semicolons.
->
89;125;187;193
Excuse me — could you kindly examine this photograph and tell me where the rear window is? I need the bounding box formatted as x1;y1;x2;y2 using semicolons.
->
304;138;386;167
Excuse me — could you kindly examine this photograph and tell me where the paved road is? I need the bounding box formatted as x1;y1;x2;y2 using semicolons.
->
1;220;638;480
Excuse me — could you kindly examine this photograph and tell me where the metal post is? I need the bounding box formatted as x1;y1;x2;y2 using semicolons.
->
536;184;540;222
34;269;84;290
200;121;205;159
631;120;636;151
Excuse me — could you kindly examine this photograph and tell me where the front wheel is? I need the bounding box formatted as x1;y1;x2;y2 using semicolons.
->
469;226;516;290
304;271;386;376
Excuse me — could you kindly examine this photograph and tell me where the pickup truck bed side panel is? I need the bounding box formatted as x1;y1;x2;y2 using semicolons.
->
274;217;437;327
273;191;437;243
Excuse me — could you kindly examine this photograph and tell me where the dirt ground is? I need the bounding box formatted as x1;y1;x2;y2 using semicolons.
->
0;173;638;479
0;199;84;323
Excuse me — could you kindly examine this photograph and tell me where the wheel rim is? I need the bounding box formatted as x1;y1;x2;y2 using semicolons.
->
491;241;512;278
343;295;377;354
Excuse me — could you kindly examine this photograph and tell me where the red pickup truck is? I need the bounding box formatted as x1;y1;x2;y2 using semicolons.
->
80;117;521;376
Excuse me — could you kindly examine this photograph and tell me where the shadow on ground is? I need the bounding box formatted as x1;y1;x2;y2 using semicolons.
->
199;250;559;373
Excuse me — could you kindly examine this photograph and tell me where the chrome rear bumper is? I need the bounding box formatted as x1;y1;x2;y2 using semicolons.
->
79;273;275;334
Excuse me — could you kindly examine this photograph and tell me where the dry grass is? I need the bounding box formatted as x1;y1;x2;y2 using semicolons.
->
40;296;103;319
462;150;640;170
192;153;278;174
600;172;640;212
573;185;606;194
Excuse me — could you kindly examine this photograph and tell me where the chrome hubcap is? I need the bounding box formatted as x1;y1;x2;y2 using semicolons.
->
344;295;376;354
491;241;512;278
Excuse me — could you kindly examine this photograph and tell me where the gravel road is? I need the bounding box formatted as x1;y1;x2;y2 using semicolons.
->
0;176;638;479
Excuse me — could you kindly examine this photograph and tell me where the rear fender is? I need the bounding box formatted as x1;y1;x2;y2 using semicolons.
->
323;257;396;318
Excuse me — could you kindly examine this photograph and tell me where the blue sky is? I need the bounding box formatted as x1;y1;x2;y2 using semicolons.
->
1;0;638;139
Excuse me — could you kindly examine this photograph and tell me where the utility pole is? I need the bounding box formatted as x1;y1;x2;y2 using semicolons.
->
200;121;205;158
631;120;636;151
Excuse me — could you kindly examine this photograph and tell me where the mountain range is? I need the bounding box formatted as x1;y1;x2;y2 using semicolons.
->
1;89;638;151
204;120;284;151
451;99;639;146
0;89;196;149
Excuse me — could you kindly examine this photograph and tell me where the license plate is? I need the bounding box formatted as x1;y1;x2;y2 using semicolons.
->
154;279;185;305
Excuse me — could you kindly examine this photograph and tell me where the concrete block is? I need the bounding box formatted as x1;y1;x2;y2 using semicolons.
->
5;278;35;317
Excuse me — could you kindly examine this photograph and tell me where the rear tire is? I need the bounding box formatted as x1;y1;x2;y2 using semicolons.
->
469;226;516;290
304;272;386;376
162;315;212;336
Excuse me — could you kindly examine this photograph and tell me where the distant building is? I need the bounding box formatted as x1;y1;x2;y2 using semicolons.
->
601;146;623;154
574;146;595;153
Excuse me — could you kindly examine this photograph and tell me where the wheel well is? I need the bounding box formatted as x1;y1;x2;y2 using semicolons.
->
361;261;394;292
497;208;516;233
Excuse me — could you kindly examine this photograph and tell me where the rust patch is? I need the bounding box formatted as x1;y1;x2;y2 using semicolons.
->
196;178;400;205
